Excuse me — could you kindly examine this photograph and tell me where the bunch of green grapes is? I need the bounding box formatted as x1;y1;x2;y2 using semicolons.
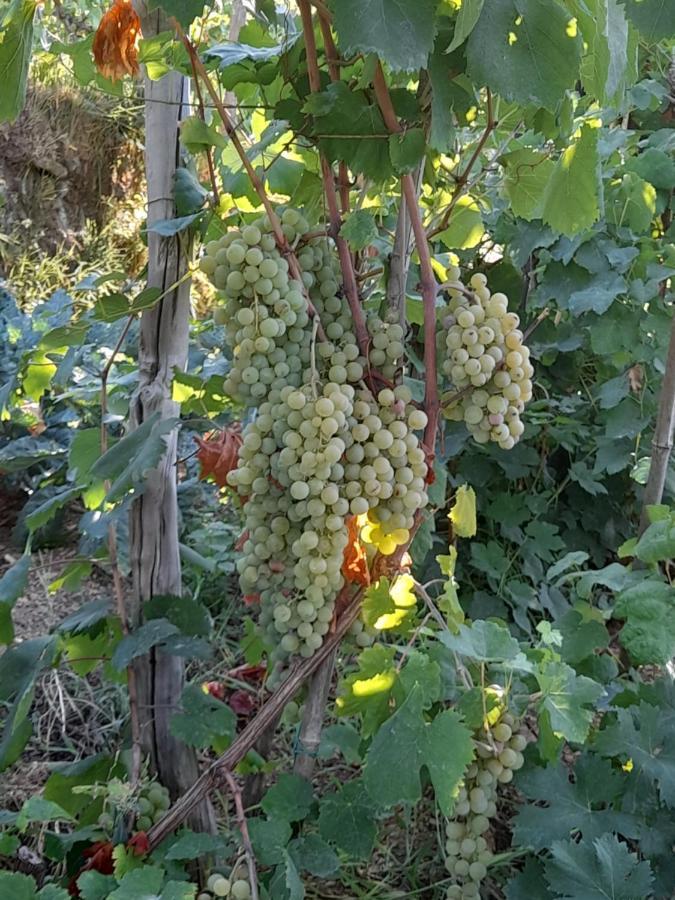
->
441;270;533;449
444;711;526;899
204;207;433;661
366;313;405;380
135;781;170;832
199;866;252;900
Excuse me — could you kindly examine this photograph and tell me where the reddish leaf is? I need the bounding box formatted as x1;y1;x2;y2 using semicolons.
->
204;680;226;700
228;662;266;683
229;690;257;716
341;516;370;586
128;831;150;857
243;593;261;606
92;0;141;81
195;426;242;488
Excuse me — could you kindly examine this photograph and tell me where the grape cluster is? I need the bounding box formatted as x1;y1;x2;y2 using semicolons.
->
445;711;526;899
441;270;533;449
366;313;405;381
96;780;170;834
200;207;430;660
135;781;170;832
199;867;252;900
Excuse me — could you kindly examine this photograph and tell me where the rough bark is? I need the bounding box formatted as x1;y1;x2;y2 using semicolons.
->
129;2;215;833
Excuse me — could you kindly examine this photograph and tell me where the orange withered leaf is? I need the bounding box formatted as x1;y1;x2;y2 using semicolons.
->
341;516;370;587
195;425;242;488
93;0;142;82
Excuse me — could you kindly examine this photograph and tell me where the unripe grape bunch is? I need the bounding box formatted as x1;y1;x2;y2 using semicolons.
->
199;208;430;662
135;781;170;832
444;709;526;900
441;269;534;449
199;865;252;900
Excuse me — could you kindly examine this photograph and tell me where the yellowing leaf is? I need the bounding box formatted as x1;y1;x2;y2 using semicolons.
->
450;484;477;537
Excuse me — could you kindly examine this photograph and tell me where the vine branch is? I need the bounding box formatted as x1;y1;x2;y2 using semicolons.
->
372;62;440;449
427;89;496;240
222;771;259;900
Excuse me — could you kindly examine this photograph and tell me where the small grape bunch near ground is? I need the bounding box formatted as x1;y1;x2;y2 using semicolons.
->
135;781;171;832
444;709;526;899
441;269;534;448
198;864;252;900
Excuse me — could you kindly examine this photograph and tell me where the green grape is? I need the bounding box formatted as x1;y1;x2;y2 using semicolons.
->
137;815;152;831
231;881;252;900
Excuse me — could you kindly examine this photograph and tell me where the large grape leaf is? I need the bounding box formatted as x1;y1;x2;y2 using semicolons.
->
618;0;675;41
542;126;601;236
147;0;205;28
169;683;236;750
535;662;604;744
513;755;638;848
336;644;398;737
466;0;582;111
0;553;30;644
545;833;653;899
0;0;38;123
318;780;378;859
333;0;437;71
503;148;555;220
303;82;392;181
261;774;313;823
594;703;675;808
440;619;532;670
363;686;474;812
613;580;675;665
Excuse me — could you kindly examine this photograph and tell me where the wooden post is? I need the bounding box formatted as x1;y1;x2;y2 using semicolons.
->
129;1;215;833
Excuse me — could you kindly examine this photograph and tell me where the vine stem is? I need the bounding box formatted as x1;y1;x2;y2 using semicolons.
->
297;0;369;359
144;586;364;849
372;62;440;449
427;89;496;240
175;24;326;340
100;314;142;785
222;771;259;900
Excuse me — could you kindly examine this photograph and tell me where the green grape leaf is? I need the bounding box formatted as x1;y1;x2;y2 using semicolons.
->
174;168;208;217
0;553;30;644
545;833;653;899
169;683;236;750
16;796;74;831
318;779;378;859
110;619;179;671
535;662;605;745
305;82;391;180
557;609;609;665
0;872;36;900
108;865;165;900
37;886;70;900
466;0;582;111
513;755;638;848
336;644;397;737
632;517;675;563
594;703;675;807
449;484;477;537
43;754;119;822
614;580;675;665
270;849;304;900
389;128;426;174
363;686;473;811
542;126;600;236
248;816;292;866
179;117;227;153
618;0;675;41
448;0;485;51
502;148;555;220
147;0;205;28
288;834;340;877
440;620;531;670
159;882;196;900
318;722;362;764
164;831;226;860
395;651;441;709
144;594;211;638
625;147;675;189
427;42;456;152
505;857;554;899
607;173;656;233
57;598;112;636
333;0;437;71
438;195;484;250
0;0;38;123
91;413;180;502
340;209;379;251
261;774;313;822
